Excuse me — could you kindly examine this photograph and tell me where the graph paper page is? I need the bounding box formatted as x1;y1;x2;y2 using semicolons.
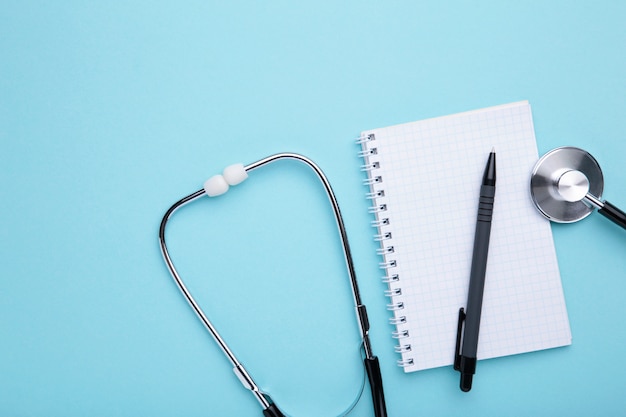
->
361;101;571;372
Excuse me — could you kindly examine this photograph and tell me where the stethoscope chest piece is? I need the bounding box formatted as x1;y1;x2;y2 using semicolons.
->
531;146;604;223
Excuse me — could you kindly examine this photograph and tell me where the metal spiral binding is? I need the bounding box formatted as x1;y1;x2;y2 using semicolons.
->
368;204;388;214
384;288;402;297
355;133;375;144
363;176;382;186
376;246;394;255
397;358;414;367
379;260;396;269
391;329;409;339
360;161;380;171
394;344;411;353
366;190;385;200
389;316;406;325
359;132;413;370
370;218;389;227
386;301;404;311
373;231;391;241
381;274;399;283
357;147;378;158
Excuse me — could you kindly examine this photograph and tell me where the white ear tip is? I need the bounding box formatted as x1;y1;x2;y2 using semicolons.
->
223;163;248;186
204;175;229;197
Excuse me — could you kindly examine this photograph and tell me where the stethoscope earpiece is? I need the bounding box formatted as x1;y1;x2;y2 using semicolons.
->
530;147;626;229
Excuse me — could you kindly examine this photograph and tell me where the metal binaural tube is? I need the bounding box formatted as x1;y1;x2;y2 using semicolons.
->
159;190;272;410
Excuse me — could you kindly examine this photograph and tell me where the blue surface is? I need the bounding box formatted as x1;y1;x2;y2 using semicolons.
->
1;1;625;416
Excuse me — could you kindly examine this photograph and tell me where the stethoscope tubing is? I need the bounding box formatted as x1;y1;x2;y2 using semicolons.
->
159;153;383;416
585;194;626;229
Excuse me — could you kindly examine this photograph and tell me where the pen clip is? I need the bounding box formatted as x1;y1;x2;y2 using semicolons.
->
454;307;466;371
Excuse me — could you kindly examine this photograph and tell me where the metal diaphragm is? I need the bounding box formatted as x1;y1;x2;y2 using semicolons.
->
530;146;604;223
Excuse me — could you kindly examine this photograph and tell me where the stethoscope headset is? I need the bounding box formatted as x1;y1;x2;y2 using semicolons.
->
159;153;387;417
530;147;626;229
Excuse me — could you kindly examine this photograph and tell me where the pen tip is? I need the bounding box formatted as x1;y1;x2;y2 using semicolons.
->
491;147;495;153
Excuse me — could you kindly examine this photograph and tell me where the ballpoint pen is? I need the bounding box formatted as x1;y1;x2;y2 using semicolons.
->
454;149;496;392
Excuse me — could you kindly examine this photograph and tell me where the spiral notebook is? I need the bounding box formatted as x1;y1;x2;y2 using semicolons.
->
358;101;571;372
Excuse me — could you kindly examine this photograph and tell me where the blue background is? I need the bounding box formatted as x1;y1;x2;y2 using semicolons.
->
2;1;625;416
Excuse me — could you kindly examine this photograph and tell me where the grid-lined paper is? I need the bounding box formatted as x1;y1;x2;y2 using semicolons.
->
361;101;571;372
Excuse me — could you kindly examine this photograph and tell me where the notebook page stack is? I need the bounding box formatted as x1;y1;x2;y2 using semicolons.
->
358;101;571;372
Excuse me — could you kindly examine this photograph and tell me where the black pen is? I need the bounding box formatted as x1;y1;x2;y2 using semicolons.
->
454;148;496;392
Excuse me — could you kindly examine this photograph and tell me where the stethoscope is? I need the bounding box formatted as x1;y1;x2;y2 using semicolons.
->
530;146;626;229
158;153;387;417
